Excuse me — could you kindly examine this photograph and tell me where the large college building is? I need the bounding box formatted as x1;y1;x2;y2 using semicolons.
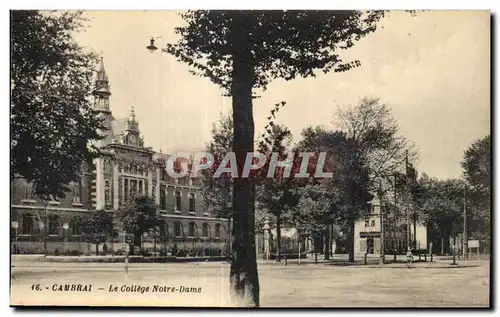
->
10;58;228;255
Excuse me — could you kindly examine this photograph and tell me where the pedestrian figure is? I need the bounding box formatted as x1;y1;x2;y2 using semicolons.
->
406;247;414;269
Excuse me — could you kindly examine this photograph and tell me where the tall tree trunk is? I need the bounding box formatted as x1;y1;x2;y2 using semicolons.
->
324;227;330;261
132;231;142;255
229;13;259;307
347;219;355;262
276;212;281;262
95;244;99;255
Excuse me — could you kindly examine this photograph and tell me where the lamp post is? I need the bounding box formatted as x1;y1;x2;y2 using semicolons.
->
39;221;46;255
226;200;232;263
380;200;385;266
12;221;19;254
63;223;69;255
263;217;270;261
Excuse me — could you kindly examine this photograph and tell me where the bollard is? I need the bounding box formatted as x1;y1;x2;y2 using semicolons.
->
430;252;433;262
364;252;368;265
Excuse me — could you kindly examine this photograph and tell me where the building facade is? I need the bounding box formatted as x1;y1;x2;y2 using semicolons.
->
354;198;427;256
10;58;228;255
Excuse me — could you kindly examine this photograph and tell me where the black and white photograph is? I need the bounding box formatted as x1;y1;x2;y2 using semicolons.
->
9;9;491;308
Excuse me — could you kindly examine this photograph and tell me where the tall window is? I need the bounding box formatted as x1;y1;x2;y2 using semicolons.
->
174;222;183;237
70;217;82;235
130;179;137;196
364;220;369;228
370;220;376;227
189;193;195;212
124;178;129;202
188;222;197;237
215;224;221;238
24;182;34;200
73;183;82;204
160;185;166;210
48;215;60;235
138;180;144;195
21;214;33;234
202;223;210;238
123;177;147;203
105;181;111;207
175;191;181;211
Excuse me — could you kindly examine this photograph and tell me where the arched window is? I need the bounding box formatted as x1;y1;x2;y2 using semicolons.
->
159;220;167;238
202;223;210;238
215;224;222;238
70;217;82;236
188;222;197;237
21;214;34;234
48;215;60;235
124;163;144;176
174;222;183;237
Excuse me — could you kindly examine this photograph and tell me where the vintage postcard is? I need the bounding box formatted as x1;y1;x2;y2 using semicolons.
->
10;10;491;307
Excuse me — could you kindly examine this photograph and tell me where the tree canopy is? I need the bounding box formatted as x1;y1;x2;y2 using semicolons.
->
461;135;491;240
166;11;386;95
11;10;102;200
416;177;464;238
119;195;159;248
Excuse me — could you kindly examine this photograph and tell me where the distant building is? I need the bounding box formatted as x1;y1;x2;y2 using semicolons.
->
354;198;427;256
10;58;227;254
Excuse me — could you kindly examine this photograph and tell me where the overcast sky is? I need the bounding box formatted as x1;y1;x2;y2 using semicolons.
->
74;10;490;180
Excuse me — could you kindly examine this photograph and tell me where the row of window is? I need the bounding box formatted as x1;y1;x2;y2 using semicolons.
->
364;219;376;228
24;182;82;204
16;214;82;236
170;222;222;238
159;186;196;212
15;214;223;238
24;178;196;209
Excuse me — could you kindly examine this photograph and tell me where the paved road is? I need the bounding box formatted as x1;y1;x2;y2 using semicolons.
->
11;259;490;307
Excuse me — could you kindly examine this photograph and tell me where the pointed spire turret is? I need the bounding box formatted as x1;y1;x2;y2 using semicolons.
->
126;105;139;132
97;56;109;82
93;56;111;113
129;105;136;122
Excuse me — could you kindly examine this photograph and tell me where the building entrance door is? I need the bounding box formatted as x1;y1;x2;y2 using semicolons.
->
367;238;374;254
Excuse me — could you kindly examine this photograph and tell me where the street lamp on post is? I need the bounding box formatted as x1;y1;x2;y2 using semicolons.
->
379;200;385;266
38;220;46;256
63;223;69;255
226;200;232;263
146;37;158;53
12;221;19;254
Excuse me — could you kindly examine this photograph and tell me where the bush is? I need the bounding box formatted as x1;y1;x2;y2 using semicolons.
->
65;250;82;256
54;249;60;256
140;248;151;257
114;249;124;256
